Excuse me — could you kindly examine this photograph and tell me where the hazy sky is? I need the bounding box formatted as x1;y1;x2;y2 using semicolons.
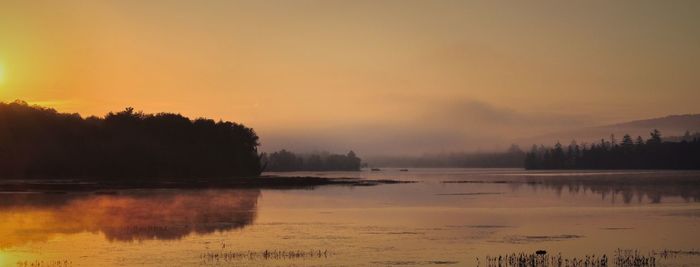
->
1;0;699;155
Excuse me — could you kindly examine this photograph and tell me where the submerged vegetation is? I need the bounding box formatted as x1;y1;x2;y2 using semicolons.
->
261;149;362;171
525;130;700;170
0;100;262;179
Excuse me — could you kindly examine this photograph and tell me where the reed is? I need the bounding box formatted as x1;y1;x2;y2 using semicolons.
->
652;249;700;259
479;249;658;267
200;249;330;263
15;260;72;267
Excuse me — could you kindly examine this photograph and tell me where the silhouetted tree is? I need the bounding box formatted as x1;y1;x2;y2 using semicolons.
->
525;130;700;170
683;130;692;141
648;129;662;144
621;134;634;148
262;150;362;171
0;100;263;180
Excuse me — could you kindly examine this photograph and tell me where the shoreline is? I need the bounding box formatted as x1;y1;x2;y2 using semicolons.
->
0;176;414;193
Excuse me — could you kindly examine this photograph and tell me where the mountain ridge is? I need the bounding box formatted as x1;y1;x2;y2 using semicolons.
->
518;114;700;146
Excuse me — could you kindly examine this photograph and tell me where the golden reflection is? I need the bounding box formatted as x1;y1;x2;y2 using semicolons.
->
0;189;260;248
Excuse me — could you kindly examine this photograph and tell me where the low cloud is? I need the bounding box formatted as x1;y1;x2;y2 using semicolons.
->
259;98;595;156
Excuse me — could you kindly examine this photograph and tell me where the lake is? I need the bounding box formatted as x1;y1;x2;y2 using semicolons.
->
1;169;699;266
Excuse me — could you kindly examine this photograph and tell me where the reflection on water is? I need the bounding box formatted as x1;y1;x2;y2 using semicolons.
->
0;189;259;248
275;169;700;204
442;172;700;204
1;170;700;266
521;174;700;204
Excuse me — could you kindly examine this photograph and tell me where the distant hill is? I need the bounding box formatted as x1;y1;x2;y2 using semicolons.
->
518;114;700;146
605;114;700;133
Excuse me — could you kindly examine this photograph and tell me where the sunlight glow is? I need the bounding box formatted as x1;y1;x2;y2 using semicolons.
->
0;63;5;85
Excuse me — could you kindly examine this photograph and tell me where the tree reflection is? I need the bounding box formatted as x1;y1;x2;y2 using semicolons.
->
0;189;260;248
519;173;700;204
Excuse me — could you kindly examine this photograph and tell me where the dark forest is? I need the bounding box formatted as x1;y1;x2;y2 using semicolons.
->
525;130;700;170
0;101;262;179
262;150;362;171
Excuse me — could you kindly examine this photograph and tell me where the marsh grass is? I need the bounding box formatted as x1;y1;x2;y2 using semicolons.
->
652;249;700;259
480;249;658;267
200;249;330;263
15;260;72;267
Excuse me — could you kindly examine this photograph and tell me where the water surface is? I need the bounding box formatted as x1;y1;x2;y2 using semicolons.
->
1;169;699;266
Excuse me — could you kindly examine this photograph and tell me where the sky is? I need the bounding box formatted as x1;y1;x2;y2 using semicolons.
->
1;0;699;155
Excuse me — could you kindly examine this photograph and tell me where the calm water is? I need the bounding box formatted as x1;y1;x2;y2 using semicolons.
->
1;169;699;266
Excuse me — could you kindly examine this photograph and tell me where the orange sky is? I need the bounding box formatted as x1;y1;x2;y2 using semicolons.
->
1;0;699;154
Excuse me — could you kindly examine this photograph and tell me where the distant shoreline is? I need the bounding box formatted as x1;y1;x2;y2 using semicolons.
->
0;176;413;193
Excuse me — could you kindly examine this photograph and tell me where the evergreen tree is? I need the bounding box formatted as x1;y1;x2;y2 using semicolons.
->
524;130;700;170
648;129;662;144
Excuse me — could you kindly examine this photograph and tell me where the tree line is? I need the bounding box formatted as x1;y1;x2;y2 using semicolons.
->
0;100;262;179
261;150;362;171
525;130;700;169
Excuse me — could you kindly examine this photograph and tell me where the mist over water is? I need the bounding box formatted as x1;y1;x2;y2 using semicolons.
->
2;169;699;266
258;101;700;157
2;1;700;266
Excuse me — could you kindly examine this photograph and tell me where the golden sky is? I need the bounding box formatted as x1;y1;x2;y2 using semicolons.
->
1;0;699;154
